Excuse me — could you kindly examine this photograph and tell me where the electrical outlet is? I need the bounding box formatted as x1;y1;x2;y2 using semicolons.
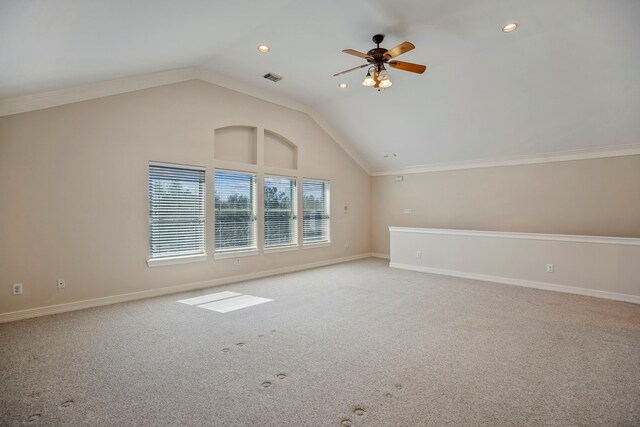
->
416;250;422;258
403;208;412;214
12;283;23;295
57;279;66;289
235;258;241;265
546;264;554;273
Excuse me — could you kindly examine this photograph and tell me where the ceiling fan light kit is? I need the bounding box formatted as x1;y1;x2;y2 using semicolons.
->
379;78;392;89
362;70;375;87
334;34;426;91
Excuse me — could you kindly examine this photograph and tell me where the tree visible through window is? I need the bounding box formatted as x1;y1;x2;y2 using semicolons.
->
214;171;257;252
303;179;330;244
264;176;297;248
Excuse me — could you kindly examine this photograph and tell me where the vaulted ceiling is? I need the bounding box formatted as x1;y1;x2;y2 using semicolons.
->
1;0;639;173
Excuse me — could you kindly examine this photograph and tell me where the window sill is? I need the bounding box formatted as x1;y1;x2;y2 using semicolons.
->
214;249;260;260
302;241;332;249
263;244;299;254
147;254;208;267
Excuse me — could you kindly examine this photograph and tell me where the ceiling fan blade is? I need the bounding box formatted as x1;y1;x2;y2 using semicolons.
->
384;41;415;58
388;60;427;74
342;49;372;60
333;63;369;77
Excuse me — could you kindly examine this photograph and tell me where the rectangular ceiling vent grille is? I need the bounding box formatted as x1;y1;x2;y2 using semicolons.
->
263;72;283;82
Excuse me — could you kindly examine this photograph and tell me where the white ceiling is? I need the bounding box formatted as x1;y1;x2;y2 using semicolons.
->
2;0;639;173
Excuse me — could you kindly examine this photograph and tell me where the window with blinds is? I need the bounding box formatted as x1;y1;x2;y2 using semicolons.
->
302;179;330;244
214;170;257;252
148;164;206;260
264;176;297;248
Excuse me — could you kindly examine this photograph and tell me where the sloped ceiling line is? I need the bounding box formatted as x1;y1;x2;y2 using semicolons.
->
0;66;372;174
1;66;638;176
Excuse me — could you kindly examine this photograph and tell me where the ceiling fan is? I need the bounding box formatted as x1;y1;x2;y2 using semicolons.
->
333;34;427;90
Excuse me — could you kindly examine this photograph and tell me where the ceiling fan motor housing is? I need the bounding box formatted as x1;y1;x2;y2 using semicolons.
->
368;35;390;70
367;47;389;61
333;34;426;78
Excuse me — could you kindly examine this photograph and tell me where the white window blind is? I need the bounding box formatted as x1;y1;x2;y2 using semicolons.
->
264;176;297;248
148;164;206;260
214;170;257;252
302;179;330;244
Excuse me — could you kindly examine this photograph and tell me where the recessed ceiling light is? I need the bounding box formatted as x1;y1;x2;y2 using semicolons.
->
338;83;348;89
258;45;271;53
501;23;518;33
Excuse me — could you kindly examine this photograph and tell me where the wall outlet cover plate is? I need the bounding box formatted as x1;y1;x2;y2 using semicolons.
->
12;283;23;295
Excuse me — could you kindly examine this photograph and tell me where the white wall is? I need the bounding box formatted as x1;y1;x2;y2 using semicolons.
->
0;80;372;316
390;227;640;303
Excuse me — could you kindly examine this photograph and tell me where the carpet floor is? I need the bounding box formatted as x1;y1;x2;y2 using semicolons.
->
1;258;639;426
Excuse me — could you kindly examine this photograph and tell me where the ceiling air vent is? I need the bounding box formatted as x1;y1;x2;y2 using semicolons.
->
263;72;283;82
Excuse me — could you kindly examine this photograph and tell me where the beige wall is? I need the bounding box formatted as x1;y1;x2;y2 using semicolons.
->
373;156;640;255
2;78;639;315
0;80;372;315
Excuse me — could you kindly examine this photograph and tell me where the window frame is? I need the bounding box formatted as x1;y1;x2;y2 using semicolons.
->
263;174;298;252
302;178;331;246
147;162;207;267
213;169;259;259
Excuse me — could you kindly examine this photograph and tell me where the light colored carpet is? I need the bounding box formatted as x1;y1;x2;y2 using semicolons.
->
1;258;639;426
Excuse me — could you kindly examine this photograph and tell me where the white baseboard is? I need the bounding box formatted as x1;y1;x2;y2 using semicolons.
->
371;252;390;259
0;253;372;323
389;262;640;305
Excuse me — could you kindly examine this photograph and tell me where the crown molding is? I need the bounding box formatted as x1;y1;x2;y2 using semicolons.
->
0;67;200;117
0;66;372;175
195;68;308;114
195;68;371;174
2;68;636;178
371;144;640;176
305;110;371;174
